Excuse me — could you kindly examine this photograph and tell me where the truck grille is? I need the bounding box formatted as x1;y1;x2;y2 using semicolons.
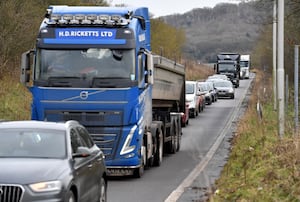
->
88;127;122;160
45;110;123;126
0;184;23;202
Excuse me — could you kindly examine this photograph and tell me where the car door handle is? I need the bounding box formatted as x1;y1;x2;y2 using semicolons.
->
88;164;93;168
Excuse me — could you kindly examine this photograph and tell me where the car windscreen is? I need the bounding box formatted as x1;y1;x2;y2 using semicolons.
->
186;83;195;94
214;81;232;87
0;129;66;159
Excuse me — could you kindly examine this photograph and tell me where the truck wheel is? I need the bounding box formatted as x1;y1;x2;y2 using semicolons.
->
170;122;178;154
176;132;181;152
133;146;145;178
153;128;163;166
133;164;144;178
170;135;176;154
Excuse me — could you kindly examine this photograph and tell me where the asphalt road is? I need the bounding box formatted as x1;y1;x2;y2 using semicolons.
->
107;76;253;202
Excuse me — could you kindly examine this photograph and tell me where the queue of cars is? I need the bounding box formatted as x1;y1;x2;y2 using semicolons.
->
185;74;235;122
0;120;108;202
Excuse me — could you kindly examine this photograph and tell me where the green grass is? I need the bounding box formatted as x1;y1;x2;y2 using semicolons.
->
0;75;31;120
212;70;300;201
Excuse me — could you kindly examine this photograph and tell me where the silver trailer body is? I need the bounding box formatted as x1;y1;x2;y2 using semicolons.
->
152;55;185;109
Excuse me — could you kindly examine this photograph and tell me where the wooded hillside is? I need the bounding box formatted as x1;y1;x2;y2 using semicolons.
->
161;1;271;63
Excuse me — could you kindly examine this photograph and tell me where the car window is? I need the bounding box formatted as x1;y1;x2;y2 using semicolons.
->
77;126;94;148
70;128;84;153
0;129;66;158
186;83;194;94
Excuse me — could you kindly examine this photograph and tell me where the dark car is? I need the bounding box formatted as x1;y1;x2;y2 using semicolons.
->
0;120;107;202
205;81;218;102
213;79;235;99
198;81;213;105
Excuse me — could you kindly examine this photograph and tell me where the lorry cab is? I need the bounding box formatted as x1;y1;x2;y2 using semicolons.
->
215;53;240;88
240;54;250;79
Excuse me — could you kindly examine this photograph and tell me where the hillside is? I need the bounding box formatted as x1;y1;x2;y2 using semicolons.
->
160;2;272;63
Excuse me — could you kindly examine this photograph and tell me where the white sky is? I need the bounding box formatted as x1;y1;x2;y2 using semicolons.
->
110;0;240;17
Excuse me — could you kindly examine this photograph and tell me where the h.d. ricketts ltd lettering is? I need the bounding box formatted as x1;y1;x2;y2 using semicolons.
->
58;30;114;37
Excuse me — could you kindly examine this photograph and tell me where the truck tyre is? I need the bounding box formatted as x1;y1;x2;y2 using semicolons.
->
134;146;145;178
133;165;144;178
170;135;176;154
170;121;178;154
153;128;163;166
176;135;181;152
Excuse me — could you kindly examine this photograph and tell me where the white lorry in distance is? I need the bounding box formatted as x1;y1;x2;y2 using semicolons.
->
240;54;250;79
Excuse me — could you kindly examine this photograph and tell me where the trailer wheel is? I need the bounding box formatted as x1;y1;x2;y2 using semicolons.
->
170;122;178;154
153;128;163;167
176;130;181;152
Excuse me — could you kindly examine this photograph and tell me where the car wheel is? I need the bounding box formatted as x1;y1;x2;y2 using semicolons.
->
99;177;107;202
182;121;186;127
67;191;76;202
190;110;196;118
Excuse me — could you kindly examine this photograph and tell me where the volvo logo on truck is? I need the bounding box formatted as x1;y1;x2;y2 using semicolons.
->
80;91;89;100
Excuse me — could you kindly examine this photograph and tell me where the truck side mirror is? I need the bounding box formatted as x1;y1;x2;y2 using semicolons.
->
20;50;34;86
145;51;154;85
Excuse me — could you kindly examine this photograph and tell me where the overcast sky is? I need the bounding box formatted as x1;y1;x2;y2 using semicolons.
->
110;0;240;17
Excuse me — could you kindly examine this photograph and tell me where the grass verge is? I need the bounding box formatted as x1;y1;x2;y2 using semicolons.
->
211;69;300;201
0;73;31;120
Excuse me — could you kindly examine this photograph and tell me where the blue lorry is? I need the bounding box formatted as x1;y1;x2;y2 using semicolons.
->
20;5;185;177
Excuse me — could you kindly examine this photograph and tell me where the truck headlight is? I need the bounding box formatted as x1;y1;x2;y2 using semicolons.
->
29;180;62;192
120;125;137;155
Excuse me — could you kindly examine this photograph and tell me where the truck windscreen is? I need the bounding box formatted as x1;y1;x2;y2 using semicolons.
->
240;61;249;68
35;49;136;84
218;63;236;72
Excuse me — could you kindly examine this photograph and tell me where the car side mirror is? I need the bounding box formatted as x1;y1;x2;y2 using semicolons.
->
72;146;91;158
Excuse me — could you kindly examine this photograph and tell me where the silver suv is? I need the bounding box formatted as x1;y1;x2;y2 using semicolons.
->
0;120;107;202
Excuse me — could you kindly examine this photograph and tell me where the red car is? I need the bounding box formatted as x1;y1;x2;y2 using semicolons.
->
181;103;189;127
